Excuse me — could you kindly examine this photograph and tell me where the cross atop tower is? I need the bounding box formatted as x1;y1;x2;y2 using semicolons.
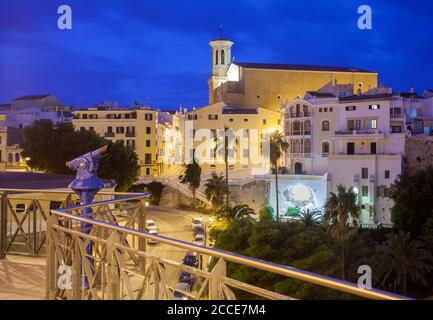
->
219;24;223;39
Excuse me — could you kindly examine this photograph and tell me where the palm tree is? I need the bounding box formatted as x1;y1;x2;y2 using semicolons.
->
204;172;230;208
215;204;256;224
376;232;433;295
323;184;360;280
298;209;322;227
269;131;289;222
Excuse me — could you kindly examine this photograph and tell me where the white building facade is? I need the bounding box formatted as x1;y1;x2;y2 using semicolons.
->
281;85;409;225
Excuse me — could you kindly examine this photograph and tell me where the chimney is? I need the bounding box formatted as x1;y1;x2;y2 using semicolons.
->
409;85;415;93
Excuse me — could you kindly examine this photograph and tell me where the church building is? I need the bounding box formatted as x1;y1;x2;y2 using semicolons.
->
208;38;378;112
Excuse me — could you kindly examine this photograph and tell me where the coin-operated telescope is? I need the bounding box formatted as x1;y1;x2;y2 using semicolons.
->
66;145;109;230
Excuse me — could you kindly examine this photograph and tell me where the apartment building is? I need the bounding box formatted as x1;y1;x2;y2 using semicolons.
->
184;102;279;173
72;108;160;176
0;94;72;129
282;83;407;224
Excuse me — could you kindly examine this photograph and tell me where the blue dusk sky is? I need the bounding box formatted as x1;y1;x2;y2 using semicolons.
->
0;0;432;109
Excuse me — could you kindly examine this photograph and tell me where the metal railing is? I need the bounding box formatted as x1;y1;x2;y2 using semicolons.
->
44;194;408;300
0;188;144;258
335;129;384;135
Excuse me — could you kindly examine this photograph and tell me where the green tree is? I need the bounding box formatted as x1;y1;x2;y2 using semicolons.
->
375;232;433;295
214;204;256;224
323;184;360;280
298;209;322;227
269;131;289;221
258;205;274;222
204;172;229;208
20;120;139;191
179;161;201;208
391;167;433;239
128;181;164;205
212;220;345;299
99;142;140;191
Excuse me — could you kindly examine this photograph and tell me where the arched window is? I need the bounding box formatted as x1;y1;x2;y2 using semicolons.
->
221;49;225;65
322;141;330;157
15;153;20;163
8;153;13;163
215;50;219;65
322;120;330;131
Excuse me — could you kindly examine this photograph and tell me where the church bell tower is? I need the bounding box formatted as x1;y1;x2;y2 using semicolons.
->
208;31;234;104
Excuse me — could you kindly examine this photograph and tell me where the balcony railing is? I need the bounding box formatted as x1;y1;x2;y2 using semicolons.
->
126;132;136;137
104;132;115;137
288;153;313;158
286;112;311;118
286;130;311;136
390;114;405;119
335;129;384;135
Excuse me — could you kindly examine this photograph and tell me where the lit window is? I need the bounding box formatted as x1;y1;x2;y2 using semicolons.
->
369;104;380;110
371;119;377;129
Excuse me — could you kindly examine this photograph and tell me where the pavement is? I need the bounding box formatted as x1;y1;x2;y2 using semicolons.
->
0;255;46;300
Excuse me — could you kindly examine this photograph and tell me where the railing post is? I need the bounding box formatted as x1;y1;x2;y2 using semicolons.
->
45;213;58;299
0;192;7;259
139;199;147;273
107;231;121;300
209;258;227;300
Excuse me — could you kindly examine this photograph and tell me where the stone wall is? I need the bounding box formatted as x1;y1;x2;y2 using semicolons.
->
229;180;269;212
405;135;433;175
159;185;194;208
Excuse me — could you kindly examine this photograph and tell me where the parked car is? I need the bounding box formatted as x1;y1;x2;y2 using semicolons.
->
147;229;159;245
193;226;205;236
183;252;198;267
193;233;205;246
191;217;203;230
146;219;157;231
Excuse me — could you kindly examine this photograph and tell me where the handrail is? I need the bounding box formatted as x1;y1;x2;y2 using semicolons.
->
0;188;146;197
52;204;410;300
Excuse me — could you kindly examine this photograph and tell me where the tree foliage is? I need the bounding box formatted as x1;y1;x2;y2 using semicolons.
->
21;120;139;191
204;172;229;208
212;220;346;299
391;167;433;239
179;161;201;206
214;204;256;224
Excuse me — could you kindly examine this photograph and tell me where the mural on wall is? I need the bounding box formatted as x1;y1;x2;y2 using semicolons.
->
268;174;328;218
283;184;316;216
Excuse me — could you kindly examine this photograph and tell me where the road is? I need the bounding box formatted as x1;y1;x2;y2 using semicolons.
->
146;205;199;262
144;205;211;289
